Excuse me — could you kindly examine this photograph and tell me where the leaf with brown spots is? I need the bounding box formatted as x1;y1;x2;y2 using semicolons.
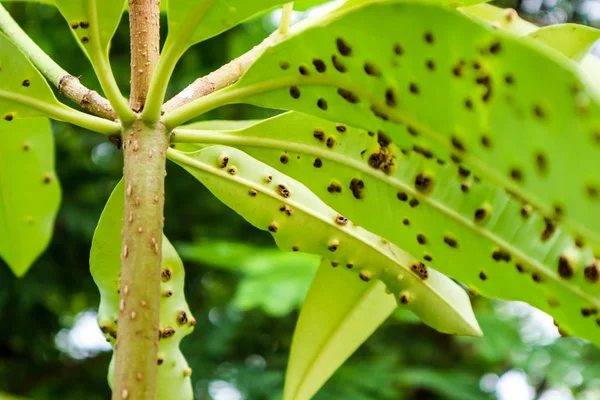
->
90;180;195;399
0;118;60;276
172;111;600;346
169;145;481;339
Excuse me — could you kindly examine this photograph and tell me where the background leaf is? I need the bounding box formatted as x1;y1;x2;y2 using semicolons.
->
0;118;60;276
284;258;396;400
177;239;320;316
526;24;600;61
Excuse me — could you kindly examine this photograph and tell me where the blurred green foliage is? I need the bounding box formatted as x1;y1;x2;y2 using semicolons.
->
1;1;600;400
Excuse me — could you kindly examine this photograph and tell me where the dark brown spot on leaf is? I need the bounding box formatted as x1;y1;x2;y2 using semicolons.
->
557;255;574;279
312;58;326;73
364;62;381;77
336;38;352;56
289;86;300;99
350;178;365;199
332;55;347;72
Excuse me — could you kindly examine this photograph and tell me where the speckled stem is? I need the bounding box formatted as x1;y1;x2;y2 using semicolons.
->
113;120;168;400
161;31;283;113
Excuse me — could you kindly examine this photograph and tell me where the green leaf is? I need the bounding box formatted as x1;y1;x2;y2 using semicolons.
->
166;0;300;51
464;5;599;62
54;0;126;60
526;24;600;62
460;4;537;35
284;257;396;400
165;1;600;259
168;145;481;337
0;118;60;276
90;180;195;400
0;32;71;120
172;111;600;346
177;239;320;316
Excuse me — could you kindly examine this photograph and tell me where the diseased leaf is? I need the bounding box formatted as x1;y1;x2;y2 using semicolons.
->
90;180;195;400
168;145;481;337
526;24;600;62
284;258;396;400
54;0;127;60
0;118;60;276
172;111;600;345
164;1;600;257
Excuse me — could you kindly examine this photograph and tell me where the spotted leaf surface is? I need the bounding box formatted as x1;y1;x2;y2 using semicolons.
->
0;118;60;276
0;33;72;121
90;181;195;400
172;111;600;345
54;0;127;60
169;145;481;336
285;258;396;400
166;1;600;255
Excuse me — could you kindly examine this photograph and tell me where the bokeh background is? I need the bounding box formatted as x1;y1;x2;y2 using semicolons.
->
2;1;600;399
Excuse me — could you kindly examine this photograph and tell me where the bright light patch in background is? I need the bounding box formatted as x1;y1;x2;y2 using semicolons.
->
496;370;535;400
208;380;243;400
55;310;111;360
495;301;560;346
270;0;346;27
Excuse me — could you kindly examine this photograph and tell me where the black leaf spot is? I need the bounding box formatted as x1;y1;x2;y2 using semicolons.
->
336;38;352;56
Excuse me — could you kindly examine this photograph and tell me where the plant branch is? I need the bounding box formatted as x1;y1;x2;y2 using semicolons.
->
141;1;215;123
0;4;117;120
279;3;294;35
128;0;161;112
0;90;120;134
161;31;284;114
88;0;136;125
112;1;165;400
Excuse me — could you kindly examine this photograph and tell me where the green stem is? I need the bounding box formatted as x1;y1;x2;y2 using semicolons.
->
279;3;294;35
0;4;117;120
140;41;183;123
114;120;168;400
0;90;120;135
141;0;216;123
0;4;64;83
88;0;135;125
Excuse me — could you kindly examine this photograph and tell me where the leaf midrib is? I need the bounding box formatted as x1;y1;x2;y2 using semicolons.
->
171;128;600;309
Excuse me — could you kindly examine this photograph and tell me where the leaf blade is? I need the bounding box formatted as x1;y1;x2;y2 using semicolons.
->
285;258;396;400
166;1;600;255
172;111;600;345
0;118;60;276
168;145;481;337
